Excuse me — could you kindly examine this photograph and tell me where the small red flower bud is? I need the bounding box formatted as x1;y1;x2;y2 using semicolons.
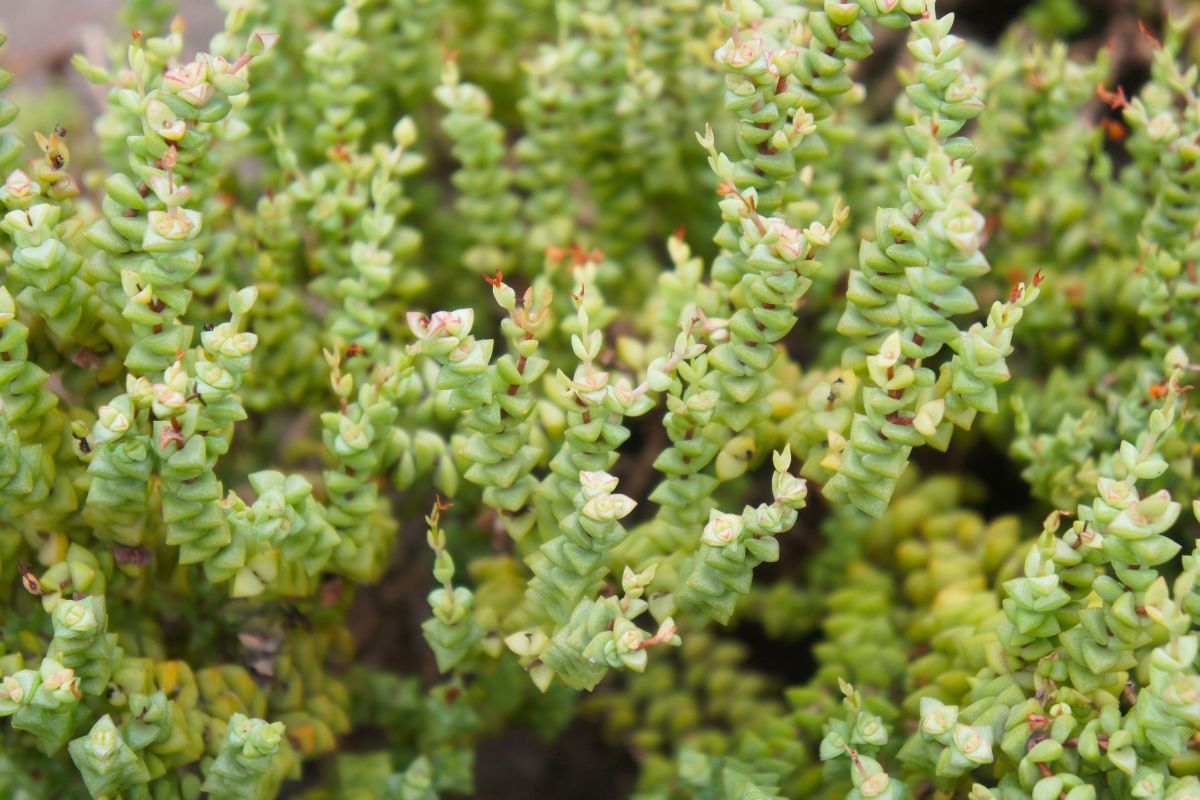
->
18;563;43;596
1138;20;1161;50
1096;83;1129;111
1100;118;1127;141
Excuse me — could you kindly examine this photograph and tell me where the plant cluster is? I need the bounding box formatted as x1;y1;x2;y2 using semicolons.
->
0;0;1199;798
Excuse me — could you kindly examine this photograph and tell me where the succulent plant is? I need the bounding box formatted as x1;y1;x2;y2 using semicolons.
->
0;1;1198;798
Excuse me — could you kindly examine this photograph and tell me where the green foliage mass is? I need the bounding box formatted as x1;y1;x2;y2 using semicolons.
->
1;0;1200;797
